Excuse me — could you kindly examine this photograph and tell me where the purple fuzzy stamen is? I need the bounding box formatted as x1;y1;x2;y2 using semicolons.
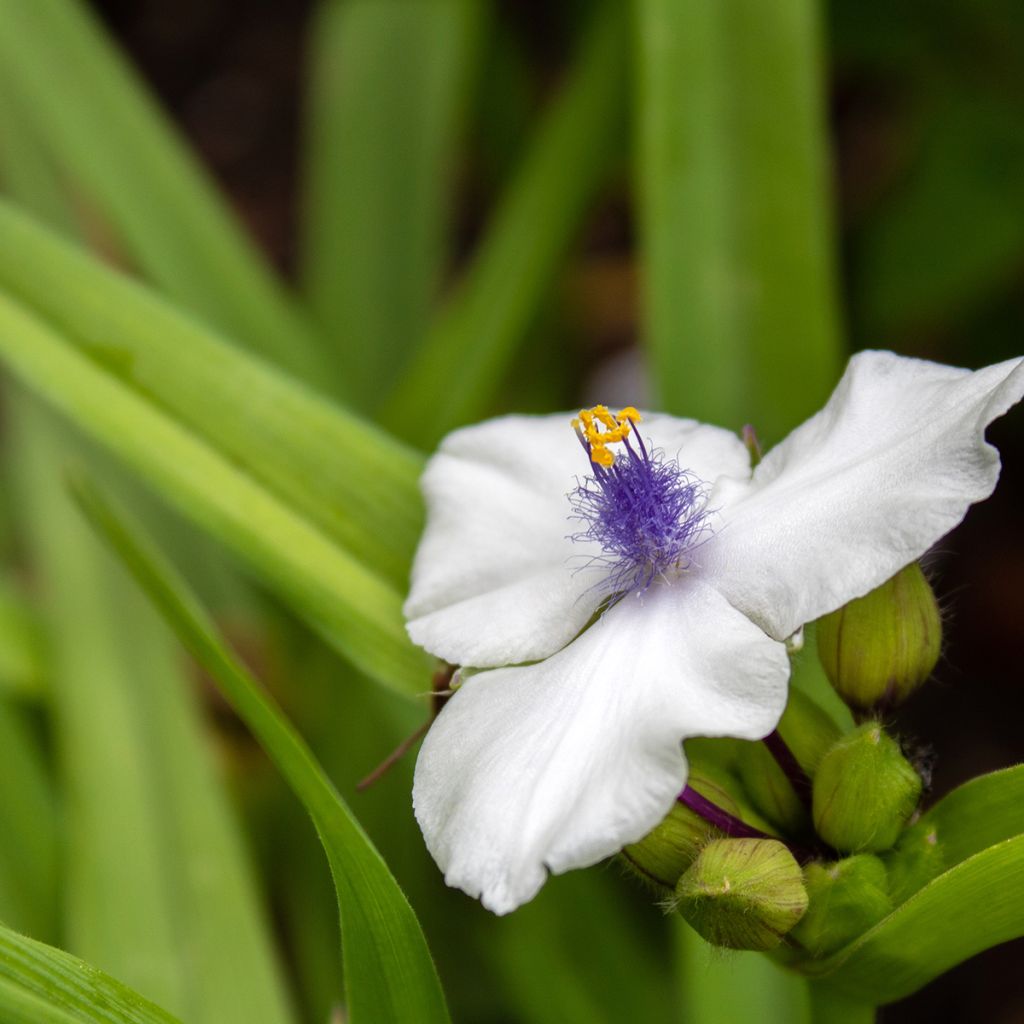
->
568;426;712;596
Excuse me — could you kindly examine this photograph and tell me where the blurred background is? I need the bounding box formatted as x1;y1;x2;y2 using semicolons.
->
0;1;1021;1021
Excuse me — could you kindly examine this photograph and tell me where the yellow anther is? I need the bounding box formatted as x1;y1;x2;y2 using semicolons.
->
572;404;642;467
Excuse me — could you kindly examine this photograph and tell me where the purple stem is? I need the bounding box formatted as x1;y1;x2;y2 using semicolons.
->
677;786;773;841
762;730;814;811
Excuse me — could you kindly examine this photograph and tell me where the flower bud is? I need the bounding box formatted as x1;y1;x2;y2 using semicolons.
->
812;723;922;853
675;838;808;951
621;772;739;892
738;688;842;834
790;855;892;955
817;563;941;712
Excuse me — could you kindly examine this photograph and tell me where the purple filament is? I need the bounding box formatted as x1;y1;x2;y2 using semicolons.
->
762;730;814;811
677;786;773;841
569;430;711;596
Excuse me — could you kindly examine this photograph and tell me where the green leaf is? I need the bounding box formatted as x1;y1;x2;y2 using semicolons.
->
890;764;1024;894
381;0;628;447
302;0;481;406
634;0;842;440
0;923;183;1024
0;0;329;386
12;398;296;1024
0;200;423;589
805;835;1024;1003
72;477;451;1024
0;291;429;694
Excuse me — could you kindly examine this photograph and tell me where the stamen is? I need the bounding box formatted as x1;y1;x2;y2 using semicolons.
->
568;406;713;596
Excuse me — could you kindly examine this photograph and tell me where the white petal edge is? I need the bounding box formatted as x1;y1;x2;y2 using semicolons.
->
412;578;788;914
405;412;752;667
704;351;1024;640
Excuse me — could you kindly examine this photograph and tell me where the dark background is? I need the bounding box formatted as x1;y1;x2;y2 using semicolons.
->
87;2;1024;1020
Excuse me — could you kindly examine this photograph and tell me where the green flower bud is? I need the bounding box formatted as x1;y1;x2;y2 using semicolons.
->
621;773;738;892
812;723;922;853
817;563;941;712
738;688;842;834
675;838;808;951
884;821;944;904
790;855;892;955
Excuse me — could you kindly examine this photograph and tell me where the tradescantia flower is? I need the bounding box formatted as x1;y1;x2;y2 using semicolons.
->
405;351;1023;915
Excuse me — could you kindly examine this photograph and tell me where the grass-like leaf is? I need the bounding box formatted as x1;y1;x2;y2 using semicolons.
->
72;476;451;1024
0;201;423;589
381;0;627;447
805;835;1024;1003
12;397;297;1023
0;0;329;386
302;0;481;406
0;923;182;1024
634;0;842;441
0;292;429;694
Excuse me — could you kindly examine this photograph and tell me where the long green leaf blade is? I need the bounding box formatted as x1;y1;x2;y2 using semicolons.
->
302;0;480;405
0;292;429;694
805;835;1024;1003
635;0;842;440
12;399;296;1024
72;478;451;1024
381;0;628;446
0;924;182;1024
0;200;423;588
0;0;328;386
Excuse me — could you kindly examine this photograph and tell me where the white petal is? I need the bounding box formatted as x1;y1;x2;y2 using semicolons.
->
704;351;1024;640
405;412;751;667
412;579;788;914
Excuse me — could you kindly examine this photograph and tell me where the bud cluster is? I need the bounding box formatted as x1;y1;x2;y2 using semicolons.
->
621;565;945;960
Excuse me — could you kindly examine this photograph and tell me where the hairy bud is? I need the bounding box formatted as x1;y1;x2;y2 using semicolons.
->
675;838;808;951
813;724;922;853
817;563;941;712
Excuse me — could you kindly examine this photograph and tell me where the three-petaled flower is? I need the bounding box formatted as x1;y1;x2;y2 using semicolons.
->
405;351;1023;915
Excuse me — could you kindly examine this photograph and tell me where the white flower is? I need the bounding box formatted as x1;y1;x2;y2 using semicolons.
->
404;351;1023;915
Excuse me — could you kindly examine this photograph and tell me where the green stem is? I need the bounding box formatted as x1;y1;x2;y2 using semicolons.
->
808;982;876;1024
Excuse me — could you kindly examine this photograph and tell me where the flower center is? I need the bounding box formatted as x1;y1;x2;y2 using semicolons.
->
568;405;711;595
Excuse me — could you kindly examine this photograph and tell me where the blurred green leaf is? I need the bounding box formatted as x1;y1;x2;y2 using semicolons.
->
0;201;423;589
635;0;842;441
0;0;329;387
0;923;182;1024
674;918;811;1024
492;873;675;1024
806;835;1024;1003
12;399;296;1024
0;700;57;940
0;582;44;700
381;0;628;446
302;0;481;406
0;292;429;694
858;94;1024;334
73;477;450;1024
